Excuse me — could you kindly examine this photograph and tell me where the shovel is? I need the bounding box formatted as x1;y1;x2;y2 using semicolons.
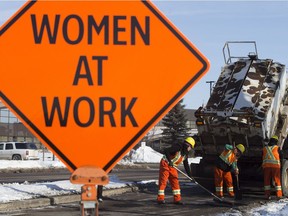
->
174;166;234;205
231;140;242;200
234;174;242;200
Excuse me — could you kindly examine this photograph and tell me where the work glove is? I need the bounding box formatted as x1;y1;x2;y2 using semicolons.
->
168;161;174;167
234;168;239;175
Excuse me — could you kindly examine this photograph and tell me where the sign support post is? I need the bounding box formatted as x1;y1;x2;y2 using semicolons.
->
70;166;109;216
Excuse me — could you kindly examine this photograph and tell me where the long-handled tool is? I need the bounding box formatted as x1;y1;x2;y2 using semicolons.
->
174;166;233;205
232;141;243;200
234;174;242;200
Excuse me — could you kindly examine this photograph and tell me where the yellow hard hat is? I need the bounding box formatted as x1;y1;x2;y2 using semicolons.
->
271;135;279;141
185;137;195;148
236;144;245;154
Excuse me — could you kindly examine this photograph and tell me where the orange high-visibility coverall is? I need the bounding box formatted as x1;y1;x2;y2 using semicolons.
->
157;144;191;203
214;144;238;197
262;145;282;198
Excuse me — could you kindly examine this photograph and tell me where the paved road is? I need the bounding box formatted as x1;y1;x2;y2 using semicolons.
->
1;181;252;216
0;163;159;184
0;164;268;216
0;168;71;184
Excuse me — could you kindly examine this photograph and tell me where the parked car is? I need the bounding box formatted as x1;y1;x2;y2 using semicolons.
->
0;142;39;160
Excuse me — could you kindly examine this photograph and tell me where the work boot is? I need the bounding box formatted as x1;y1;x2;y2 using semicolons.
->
228;192;235;198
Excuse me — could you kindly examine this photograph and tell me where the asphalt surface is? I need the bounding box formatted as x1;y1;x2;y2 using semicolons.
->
0;181;243;216
0;186;138;215
0;177;271;216
0;164;274;215
0;164;157;214
0;168;71;184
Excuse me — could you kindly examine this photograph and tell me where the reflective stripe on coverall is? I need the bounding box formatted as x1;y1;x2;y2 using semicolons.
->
262;145;282;198
214;148;237;197
157;152;185;202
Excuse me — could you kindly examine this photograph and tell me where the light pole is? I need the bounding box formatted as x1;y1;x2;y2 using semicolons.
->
206;81;215;96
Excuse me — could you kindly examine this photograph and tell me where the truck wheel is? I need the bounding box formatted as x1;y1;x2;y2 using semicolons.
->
281;159;288;196
12;154;22;160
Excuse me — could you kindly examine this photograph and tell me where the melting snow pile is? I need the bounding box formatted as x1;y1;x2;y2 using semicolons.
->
127;145;201;164
129;145;162;163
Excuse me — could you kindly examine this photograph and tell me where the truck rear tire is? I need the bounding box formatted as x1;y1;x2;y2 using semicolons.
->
12;154;22;160
281;159;288;196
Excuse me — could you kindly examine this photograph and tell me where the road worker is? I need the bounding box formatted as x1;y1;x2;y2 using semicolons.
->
214;143;245;198
97;185;104;202
97;169;112;202
262;135;283;200
157;137;195;205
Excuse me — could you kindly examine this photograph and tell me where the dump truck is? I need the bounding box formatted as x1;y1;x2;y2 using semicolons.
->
192;41;288;195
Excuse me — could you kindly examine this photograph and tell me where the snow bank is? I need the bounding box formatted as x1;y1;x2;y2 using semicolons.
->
0;160;65;171
127;145;201;164
130;145;162;163
247;199;288;215
0;145;201;172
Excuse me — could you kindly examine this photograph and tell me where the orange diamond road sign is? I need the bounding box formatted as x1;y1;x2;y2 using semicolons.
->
0;0;209;173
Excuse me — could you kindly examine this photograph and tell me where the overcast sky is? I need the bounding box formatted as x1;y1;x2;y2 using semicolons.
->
1;0;287;109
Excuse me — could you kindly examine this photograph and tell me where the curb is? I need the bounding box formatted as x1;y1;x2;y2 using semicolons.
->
0;185;139;212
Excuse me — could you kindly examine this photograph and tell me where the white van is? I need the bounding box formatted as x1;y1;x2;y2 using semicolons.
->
0;142;39;160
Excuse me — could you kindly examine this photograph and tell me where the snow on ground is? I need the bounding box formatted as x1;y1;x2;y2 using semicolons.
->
0;145;200;204
0;145;288;215
246;199;288;216
0;180;79;203
0;159;65;171
219;198;288;216
129;145;162;163
128;145;201;164
0;152;131;203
